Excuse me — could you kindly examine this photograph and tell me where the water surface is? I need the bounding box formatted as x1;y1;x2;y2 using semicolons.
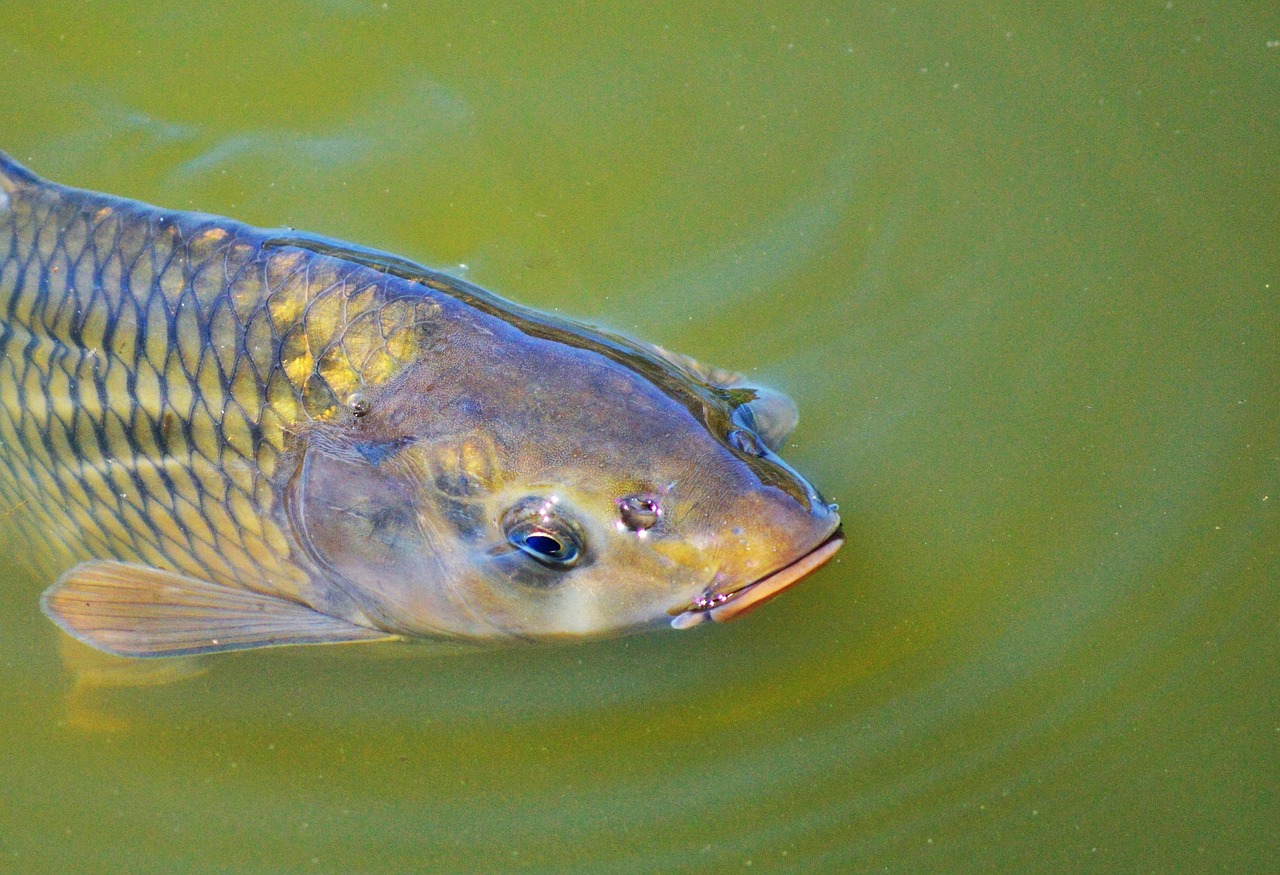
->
0;3;1276;872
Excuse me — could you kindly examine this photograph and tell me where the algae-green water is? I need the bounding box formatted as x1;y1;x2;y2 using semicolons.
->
1;3;1276;872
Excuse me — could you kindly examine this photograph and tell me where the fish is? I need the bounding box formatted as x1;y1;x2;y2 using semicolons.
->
0;152;842;659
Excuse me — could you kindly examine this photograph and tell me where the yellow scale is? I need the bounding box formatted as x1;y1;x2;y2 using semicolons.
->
0;176;434;603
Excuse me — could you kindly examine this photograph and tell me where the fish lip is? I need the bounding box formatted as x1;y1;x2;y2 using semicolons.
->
670;531;845;629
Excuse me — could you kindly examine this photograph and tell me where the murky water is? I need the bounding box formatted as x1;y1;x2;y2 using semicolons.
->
1;3;1276;872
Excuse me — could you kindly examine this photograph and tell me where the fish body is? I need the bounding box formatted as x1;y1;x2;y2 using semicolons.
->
0;153;841;658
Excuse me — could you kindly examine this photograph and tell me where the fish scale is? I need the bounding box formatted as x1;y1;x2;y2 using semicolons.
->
0;157;435;599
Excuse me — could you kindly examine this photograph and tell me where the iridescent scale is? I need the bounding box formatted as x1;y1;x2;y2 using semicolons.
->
0;172;436;596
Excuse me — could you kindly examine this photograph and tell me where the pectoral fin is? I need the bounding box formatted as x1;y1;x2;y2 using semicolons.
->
646;344;746;388
647;345;798;451
737;386;799;452
41;561;395;658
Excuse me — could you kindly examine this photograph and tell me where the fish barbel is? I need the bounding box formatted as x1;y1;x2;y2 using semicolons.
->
0;153;841;658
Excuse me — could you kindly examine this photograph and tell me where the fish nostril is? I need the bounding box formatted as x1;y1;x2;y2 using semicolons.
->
618;495;662;532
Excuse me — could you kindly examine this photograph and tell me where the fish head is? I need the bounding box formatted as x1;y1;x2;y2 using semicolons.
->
288;312;841;641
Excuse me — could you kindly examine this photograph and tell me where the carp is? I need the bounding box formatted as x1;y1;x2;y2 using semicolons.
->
0;153;841;658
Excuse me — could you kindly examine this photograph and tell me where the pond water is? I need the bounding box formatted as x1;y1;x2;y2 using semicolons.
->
0;3;1276;872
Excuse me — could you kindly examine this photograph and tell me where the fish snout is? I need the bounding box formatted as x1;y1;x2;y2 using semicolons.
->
671;488;842;628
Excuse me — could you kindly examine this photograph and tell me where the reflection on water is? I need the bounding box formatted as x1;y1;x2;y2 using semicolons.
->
1;2;1277;872
165;77;472;180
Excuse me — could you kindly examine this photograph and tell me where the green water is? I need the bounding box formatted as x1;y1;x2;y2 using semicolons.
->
1;2;1276;872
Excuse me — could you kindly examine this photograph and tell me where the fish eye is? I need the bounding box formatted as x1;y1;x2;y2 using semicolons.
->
728;427;766;457
511;527;579;565
502;498;583;568
618;495;661;532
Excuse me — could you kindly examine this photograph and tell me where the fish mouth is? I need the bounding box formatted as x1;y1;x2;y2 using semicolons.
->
670;531;844;629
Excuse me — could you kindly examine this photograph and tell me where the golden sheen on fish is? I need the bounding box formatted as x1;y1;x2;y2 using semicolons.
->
0;153;841;658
